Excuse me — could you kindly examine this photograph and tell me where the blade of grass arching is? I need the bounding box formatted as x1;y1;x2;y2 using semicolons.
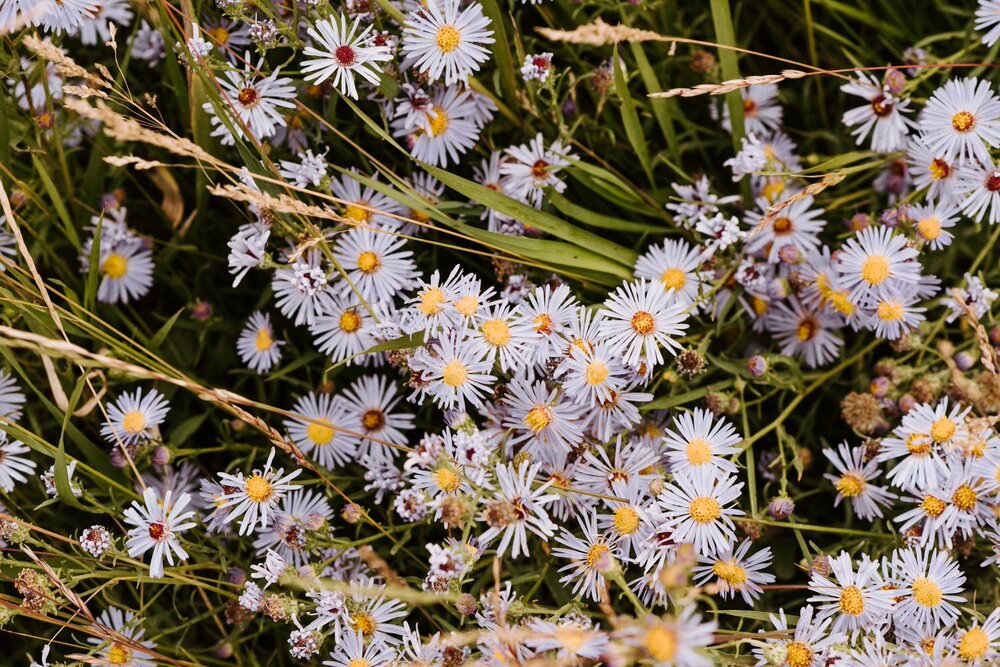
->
372;0;405;24
422;163;638;268
808;0;904;39
612;44;654;187
146;307;185;353
84;213;102;315
479;0;519;111
55;375;91;511
31;155;81;250
547;192;665;234
629;41;679;162
566;165;657;218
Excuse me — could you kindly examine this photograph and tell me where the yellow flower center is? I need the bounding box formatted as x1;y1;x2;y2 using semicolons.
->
796;318;818;342
762;179;785;202
454;294;479;316
922;495;947;517
554;626;588;652
906;434;932;456
689;496;721;524
107;643;131;665
344;203;372;223
645;626;678;662
660;267;686;291
613;506;641;535
785;642;813;667
207;26;230;44
351;612;375;636
838;585;866;616
959;627;990;660
952;111;976;133
255;327;274;351
912;576;943;607
441;359;468;387
307;420;334;446
712;559;748;586
102;253;129;279
585;543;609;568
686;438;713;465
245;474;274;502
419;287;447;315
917;216;942;241
481;319;511;346
929;158;950;180
861;255;890;285
533;313;554;335
524;406;552;433
930;417;956;443
952;484;977;511
773;216;793;235
630;310;655;335
361;409;384;431
435;24;461;53
434;467;461;493
339;310;361;333
357;251;380;273
121;410;146;435
877;301;904;322
428;107;449;137
829;291;854;316
836;472;867;498
347;660;371;667
585;361;610;386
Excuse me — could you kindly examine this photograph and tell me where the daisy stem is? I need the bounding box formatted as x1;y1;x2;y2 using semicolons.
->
606;567;647;616
739;517;892;540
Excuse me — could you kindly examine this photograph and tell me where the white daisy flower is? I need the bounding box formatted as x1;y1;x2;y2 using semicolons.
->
252;488;332;565
891;546;966;633
331;169;406;231
822;441;896;520
634;238;711;306
657;468;744;557
272;249;333;327
468;299;532;372
807;551;895;636
600;278;689;370
333;227;418;303
576;435;661;495
88;607;157;667
500;132;573;208
478;462;558;558
401;0;494;85
122;486;196;579
840;73;915;152
0;433;35;492
906;137;962;205
722;83;783;136
72;0;132;45
402;266;465;336
693;539;775;605
599;480;655;562
237;311;283;373
100;387;171;446
909;202;957;250
309;295;377;365
560;343;628;406
340;374;414;458
956;158;1000;224
664;408;742;476
920;77;1000;165
551;510;617;601
301;14;391;99
751;604;845;667
409;330;495;411
323;630;396;667
393;84;482;167
864;284;926;340
227;222;270;287
745;195;825;263
836;225;921;301
502;374;585;464
278;149;328;188
95;239;154;305
976;0;1000;46
216;448;303;535
619;607;717;667
203;54;295;145
525;618;608;660
37;0;99;35
587;387;653;442
955;608;1000;664
767;297;844;369
515;283;580;366
284;392;356;469
0;370;26;422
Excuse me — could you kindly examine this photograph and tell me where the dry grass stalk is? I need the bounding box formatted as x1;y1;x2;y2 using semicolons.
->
748;173;846;238
950;288;999;376
652;70;808;98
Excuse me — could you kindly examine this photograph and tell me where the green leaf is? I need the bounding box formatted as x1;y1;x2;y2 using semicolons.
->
479;0;519;111
364;331;425;354
32;155;81;250
422;163;638;268
169;413;209;445
84;213;103;314
55;376;90;511
629;42;679;162
548;192;664;234
612;44;654;186
148;307;185;352
641;380;734;411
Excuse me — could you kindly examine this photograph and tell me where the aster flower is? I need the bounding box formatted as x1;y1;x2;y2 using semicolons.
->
600;278;689;370
278;149;328;188
956;158;1000;224
123;486;196;578
751;604;845;667
693;539;775;605
409;330;495;411
744;195;825;263
401;0;494;85
309;295;377;365
340;374;415;458
72;0;132;45
0;434;36;492
227;222;270;287
891;546;966;633
823;441;897;520
0;370;26;421
237;311;283;373
840;73;915;152
977;0;1000;46
301;14;391;99
836;225;921;302
87;607;157;667
502;374;585;464
203;54;295;145
663;408;742;476
657;468;744;557
100;387;171;446
618;607;717;667
500;133;573;208
954;608;1000;664
722;83;783;136
284;392;356;469
551;510;616;601
216;448;303;535
921;77;1000;165
767;297;844;369
478;462;558;558
333;227;418;303
907;137;962;205
272;249;333;327
633;238;711;306
807;551;895;636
